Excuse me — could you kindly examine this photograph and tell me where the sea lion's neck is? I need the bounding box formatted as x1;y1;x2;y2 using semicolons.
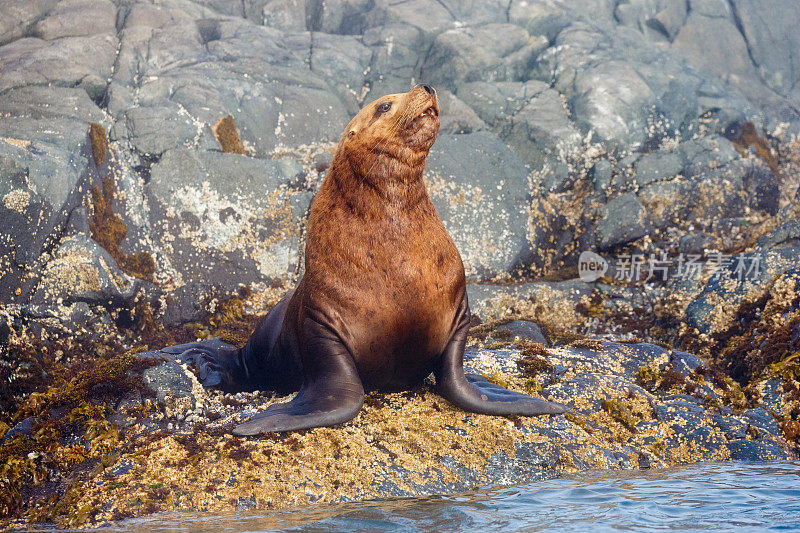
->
327;152;430;215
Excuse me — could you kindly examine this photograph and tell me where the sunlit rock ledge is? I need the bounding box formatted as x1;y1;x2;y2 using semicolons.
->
33;328;796;527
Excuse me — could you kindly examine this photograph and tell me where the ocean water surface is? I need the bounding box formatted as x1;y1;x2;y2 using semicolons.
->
87;461;800;532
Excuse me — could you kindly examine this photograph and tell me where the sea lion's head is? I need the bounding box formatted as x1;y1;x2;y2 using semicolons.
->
337;84;440;181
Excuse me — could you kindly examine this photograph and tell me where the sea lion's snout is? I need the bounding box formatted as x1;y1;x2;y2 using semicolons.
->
410;83;439;118
418;83;435;95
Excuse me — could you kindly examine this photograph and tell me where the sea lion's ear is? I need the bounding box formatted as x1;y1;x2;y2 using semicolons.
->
348;130;355;138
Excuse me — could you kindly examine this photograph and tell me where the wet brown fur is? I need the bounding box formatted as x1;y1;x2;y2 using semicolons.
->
293;86;462;389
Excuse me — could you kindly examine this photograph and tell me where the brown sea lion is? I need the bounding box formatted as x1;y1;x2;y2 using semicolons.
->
165;84;566;435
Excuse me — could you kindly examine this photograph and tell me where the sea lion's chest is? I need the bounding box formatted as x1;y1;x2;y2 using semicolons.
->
304;197;465;388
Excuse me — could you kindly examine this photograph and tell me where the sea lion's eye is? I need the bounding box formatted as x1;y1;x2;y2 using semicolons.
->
378;102;392;113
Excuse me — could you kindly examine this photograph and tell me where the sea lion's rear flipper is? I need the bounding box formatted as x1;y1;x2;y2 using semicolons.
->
232;317;365;435
163;290;298;393
161;338;244;391
434;296;567;416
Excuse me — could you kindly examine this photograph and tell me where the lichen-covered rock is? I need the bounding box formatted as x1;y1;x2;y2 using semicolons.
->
146;149;308;291
466;280;593;324
93;335;788;524
30;235;139;307
0;117;97;302
684;248;800;335
728;439;790;461
425;131;531;281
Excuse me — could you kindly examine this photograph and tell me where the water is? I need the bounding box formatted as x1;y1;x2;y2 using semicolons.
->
100;462;800;532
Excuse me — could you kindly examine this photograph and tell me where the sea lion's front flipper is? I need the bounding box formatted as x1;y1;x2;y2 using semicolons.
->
434;296;567;416
233;317;364;435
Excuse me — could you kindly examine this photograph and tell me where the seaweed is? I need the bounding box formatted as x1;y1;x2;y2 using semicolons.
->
515;341;555;378
602;399;638;432
0;339;159;524
212;115;246;155
88;122;107;166
88;174;155;282
732;121;779;175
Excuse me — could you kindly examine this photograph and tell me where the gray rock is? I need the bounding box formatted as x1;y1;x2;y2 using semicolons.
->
633;150;683;186
437;89;487;135
0;1;56;46
424;131;530;281
422;24;543;89
492;320;548;345
0;117;96;303
590;159;613;192
728;0;800;103
161;282;215;326
142;358;195;405
760;379;789;416
259;0;307;31
282;31;371;114
712;415;748;440
458;81;581;189
114;104;213;158
596;193;652;250
728;439;789;461
742;160;780;216
0;34;117;99
670;4;798;126
146;149;307;292
743;408;780;437
670;350;705;378
361;23;425;100
107;13;350;155
0;86;105;122
30;235;140;308
3;416;35;440
756;219;800;250
31;0;117;40
679;136;740;178
359;0;508;39
677;232;715;257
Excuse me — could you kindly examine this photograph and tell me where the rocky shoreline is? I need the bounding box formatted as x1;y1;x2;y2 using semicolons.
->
1;0;800;529
2;276;798;528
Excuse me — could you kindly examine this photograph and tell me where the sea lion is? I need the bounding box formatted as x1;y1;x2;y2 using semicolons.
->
166;84;566;435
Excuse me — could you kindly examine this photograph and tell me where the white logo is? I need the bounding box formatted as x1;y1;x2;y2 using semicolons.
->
578;251;608;282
